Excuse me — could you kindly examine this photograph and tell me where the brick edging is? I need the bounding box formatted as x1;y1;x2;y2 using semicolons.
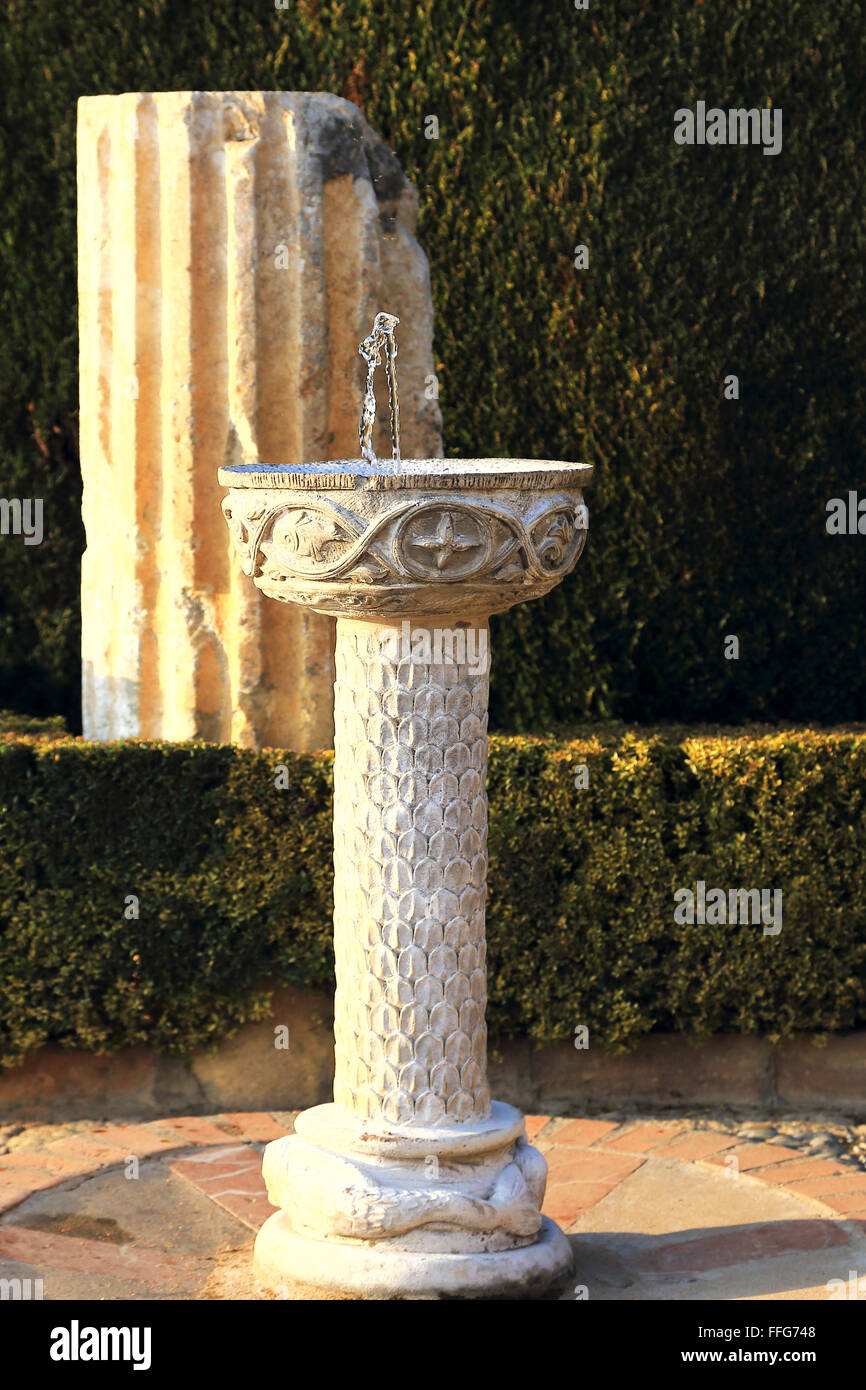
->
4;1012;866;1125
531;1116;866;1228
0;1112;291;1215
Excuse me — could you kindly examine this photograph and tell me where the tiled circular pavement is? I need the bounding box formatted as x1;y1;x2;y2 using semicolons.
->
2;1112;866;1299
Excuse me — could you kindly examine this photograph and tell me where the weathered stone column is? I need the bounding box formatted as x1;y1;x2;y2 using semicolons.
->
77;91;441;748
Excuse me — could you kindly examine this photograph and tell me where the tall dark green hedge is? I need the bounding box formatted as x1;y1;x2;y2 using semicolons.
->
1;723;865;1069
1;1;864;730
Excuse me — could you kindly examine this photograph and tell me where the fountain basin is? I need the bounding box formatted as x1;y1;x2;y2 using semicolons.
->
219;457;592;620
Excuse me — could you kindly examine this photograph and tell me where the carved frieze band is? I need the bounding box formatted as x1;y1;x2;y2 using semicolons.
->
222;492;588;598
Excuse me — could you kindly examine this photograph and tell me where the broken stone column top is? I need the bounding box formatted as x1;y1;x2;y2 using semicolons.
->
78;90;442;749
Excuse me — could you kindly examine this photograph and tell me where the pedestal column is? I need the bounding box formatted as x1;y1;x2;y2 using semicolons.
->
256;613;573;1298
332;615;490;1126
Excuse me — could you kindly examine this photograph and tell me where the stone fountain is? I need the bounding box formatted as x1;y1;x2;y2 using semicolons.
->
219;315;592;1298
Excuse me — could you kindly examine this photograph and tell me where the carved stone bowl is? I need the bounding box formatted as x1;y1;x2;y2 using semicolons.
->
218;458;592;620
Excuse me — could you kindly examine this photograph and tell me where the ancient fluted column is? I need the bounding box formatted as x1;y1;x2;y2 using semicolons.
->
77;91;441;748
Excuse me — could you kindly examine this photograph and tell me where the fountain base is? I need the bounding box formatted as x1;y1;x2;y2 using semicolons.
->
254;1102;574;1298
255;1211;572;1300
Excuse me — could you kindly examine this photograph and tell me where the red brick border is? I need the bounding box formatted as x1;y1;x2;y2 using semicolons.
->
0;1112;295;1213
531;1118;866;1232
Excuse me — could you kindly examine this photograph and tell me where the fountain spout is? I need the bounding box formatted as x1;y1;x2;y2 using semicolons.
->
358;311;401;471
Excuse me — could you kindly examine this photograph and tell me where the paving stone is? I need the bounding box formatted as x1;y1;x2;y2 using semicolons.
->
752;1157;856;1184
629;1220;849;1277
45;1136;131;1166
3;1108;866;1300
88;1123;189;1156
545;1147;645;1182
654;1131;739;1161
705;1142;804;1171
219;1113;288;1144
543;1148;645;1226
0;1225;204;1290
0;1168;60;1194
601;1123;686;1153
170;1147;271;1229
0;1150;94;1177
816;1192;866;1216
147;1116;238;1146
544;1181;621;1227
574;1148;824;1239
4;1158;250;1261
788;1173;866;1199
550;1118;620;1147
0;1187;31;1213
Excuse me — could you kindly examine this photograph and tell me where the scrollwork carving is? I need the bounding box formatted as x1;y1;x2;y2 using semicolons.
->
222;486;589;618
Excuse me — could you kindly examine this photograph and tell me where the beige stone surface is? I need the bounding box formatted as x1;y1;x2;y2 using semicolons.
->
775;1033;866;1115
533;1033;773;1112
0;986;333;1122
575;1152;818;1237
78;91;442;749
566;1158;866;1302
190;987;334;1113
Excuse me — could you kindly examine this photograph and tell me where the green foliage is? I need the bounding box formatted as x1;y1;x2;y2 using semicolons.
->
0;708;67;740
0;736;336;1068
1;725;864;1069
1;1;865;729
487;725;866;1050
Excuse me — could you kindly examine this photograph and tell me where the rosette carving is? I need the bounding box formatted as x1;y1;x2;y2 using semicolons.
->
221;487;588;618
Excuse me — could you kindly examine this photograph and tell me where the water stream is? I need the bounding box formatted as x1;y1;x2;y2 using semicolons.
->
359;312;401;470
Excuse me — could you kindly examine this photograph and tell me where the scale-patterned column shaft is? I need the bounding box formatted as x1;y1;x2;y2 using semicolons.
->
332;616;491;1126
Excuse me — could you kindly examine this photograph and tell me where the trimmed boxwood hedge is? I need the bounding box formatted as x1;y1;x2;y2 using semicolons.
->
1;721;864;1070
2;0;865;730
